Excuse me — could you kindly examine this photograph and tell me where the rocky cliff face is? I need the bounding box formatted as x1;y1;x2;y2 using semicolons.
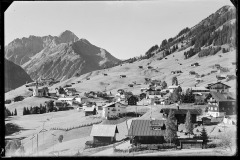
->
5;30;120;81
4;58;33;92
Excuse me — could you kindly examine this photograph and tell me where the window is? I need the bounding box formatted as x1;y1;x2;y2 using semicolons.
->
215;107;217;111
232;102;235;105
108;108;110;110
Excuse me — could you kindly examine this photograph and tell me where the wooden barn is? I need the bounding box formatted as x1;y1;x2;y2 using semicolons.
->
127;95;139;105
128;120;166;144
83;107;97;116
120;75;126;78
179;139;204;149
189;71;196;75
90;125;119;144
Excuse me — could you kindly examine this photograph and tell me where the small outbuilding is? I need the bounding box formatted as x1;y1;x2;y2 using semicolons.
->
120;75;126;78
189;71;196;75
90;124;119;144
179;139;204;149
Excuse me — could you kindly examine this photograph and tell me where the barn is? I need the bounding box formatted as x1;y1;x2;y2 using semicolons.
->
90;125;119;144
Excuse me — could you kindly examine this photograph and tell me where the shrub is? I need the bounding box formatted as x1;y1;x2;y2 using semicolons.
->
206;143;217;148
5;99;11;104
58;135;63;143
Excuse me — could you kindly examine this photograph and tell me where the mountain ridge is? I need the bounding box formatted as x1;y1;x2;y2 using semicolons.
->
5;30;121;81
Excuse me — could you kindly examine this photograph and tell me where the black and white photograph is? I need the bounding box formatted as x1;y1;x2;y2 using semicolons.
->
3;0;237;157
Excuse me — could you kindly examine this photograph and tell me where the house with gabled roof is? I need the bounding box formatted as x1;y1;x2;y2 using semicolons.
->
206;91;236;117
102;102;127;119
127;120;166;144
58;96;76;106
64;88;77;96
90;124;119;144
206;82;231;93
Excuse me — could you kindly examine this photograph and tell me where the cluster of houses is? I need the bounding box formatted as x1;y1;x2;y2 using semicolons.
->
86;81;236;149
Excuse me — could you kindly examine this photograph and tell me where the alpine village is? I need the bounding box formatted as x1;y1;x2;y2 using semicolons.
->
4;4;237;157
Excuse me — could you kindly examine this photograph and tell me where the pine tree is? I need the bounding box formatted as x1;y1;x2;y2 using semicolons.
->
14;109;17;116
164;109;177;144
185;110;193;138
200;126;208;144
23;107;26;115
26;107;30;115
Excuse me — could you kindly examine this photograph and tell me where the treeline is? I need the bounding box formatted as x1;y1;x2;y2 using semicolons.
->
198;46;221;57
5;107;17;117
184;48;201;59
23;100;68;115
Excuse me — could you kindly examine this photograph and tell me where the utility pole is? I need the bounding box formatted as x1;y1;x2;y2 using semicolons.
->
39;121;47;155
51;133;56;153
30;134;35;156
37;134;38;156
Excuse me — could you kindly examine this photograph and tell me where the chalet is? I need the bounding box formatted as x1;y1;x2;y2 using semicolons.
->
48;90;57;97
33;86;48;97
216;75;227;80
127;95;139;105
206;82;230;93
64;88;77;96
138;66;143;69
83;107;97;116
75;96;88;104
141;88;148;92
139;93;147;100
90;125;118;144
206;91;236;117
215;64;221;69
120;75;126;78
211;70;218;74
146;88;162;99
160;108;202;124
191;87;209;96
189;71;196;75
54;100;66;110
127;120;166;144
171;70;182;74
117;89;125;94
128;84;134;87
195;77;203;83
168;85;179;93
102;102;127;119
65;84;72;87
58;96;76;106
190;87;210;103
191;63;200;67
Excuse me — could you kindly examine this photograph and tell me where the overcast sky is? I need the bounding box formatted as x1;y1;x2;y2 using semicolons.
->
5;0;233;59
